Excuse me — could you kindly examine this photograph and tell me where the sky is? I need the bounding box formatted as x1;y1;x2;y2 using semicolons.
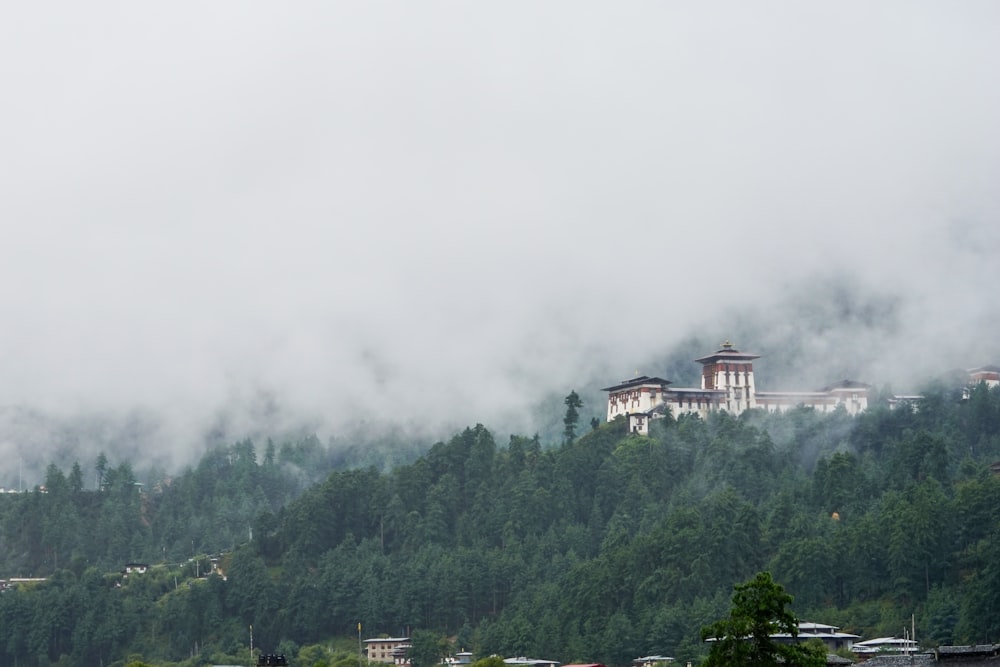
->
1;2;999;476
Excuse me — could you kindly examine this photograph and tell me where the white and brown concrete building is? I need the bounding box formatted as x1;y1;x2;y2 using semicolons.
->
364;638;411;664
967;365;1000;389
604;342;871;435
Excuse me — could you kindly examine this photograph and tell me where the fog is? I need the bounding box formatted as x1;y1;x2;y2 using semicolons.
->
1;2;998;479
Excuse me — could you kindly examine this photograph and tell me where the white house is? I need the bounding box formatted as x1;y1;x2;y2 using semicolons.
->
770;621;860;653
968;365;1000;389
604;342;872;435
852;636;920;655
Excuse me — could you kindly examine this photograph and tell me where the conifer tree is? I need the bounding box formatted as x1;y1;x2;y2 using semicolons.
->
563;390;583;443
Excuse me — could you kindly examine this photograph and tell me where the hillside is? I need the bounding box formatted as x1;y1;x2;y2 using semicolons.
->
1;380;999;666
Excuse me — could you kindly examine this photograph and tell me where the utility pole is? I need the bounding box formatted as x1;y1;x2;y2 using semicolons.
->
358;622;363;667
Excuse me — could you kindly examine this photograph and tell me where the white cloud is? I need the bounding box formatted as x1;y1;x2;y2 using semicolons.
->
1;2;998;474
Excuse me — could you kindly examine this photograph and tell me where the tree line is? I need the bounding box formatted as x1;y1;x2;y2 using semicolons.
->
1;380;999;666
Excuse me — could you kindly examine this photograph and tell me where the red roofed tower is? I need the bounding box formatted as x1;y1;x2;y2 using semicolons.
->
695;341;760;413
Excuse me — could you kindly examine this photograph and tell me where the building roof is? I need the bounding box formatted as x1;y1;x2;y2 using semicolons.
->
601;376;672;392
937;644;1000;658
967;365;1000;374
770;621;859;642
852;637;920;654
756;391;832;400
818;379;872;391
664;387;727;397
694;341;761;364
857;656;933;667
796;622;842;632
503;658;560;667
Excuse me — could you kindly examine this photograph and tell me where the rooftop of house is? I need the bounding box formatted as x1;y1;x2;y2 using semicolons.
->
770;620;860;641
825;656;853;666
663;387;726;396
601;376;671;392
853;637;920;654
819;379;872;391
694;341;761;364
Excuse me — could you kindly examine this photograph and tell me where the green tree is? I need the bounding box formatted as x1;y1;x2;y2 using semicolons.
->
68;462;84;494
95;452;108;491
563;390;583;443
408;629;447;667
470;657;505;667
701;571;824;667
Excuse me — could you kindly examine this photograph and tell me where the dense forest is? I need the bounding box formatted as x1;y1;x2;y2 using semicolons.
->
1;379;1000;667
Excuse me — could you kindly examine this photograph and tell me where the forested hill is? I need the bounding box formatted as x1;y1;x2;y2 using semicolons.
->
1;382;1000;667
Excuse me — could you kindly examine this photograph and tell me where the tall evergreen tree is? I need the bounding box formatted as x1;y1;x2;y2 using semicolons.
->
563;390;583;443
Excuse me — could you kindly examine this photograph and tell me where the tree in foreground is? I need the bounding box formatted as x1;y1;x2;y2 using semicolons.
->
701;571;826;667
408;630;450;667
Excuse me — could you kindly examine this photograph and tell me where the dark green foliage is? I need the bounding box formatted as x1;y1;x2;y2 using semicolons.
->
701;571;825;667
563;390;583;444
2;384;1000;665
408;629;449;667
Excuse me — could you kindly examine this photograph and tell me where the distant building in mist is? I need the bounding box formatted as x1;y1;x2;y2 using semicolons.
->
967;365;1000;389
603;341;871;435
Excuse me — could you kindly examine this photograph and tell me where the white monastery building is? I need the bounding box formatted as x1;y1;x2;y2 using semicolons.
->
967;365;1000;389
603;342;871;435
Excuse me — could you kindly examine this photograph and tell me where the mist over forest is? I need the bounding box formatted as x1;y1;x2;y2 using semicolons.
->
2;3;999;487
3;378;1000;667
2;274;998;491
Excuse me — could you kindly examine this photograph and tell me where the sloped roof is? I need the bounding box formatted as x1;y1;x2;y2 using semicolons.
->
694;341;760;364
818;379;872;391
602;376;672;392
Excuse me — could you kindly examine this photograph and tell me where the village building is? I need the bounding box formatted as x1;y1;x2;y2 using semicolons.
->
503;657;560;667
852;636;920;655
855;643;1000;666
122;562;149;576
770;621;860;653
364;638;411;664
604;342;871;435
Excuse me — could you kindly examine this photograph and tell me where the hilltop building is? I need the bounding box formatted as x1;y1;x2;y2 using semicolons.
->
603;342;871;435
967;365;1000;389
962;365;1000;401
